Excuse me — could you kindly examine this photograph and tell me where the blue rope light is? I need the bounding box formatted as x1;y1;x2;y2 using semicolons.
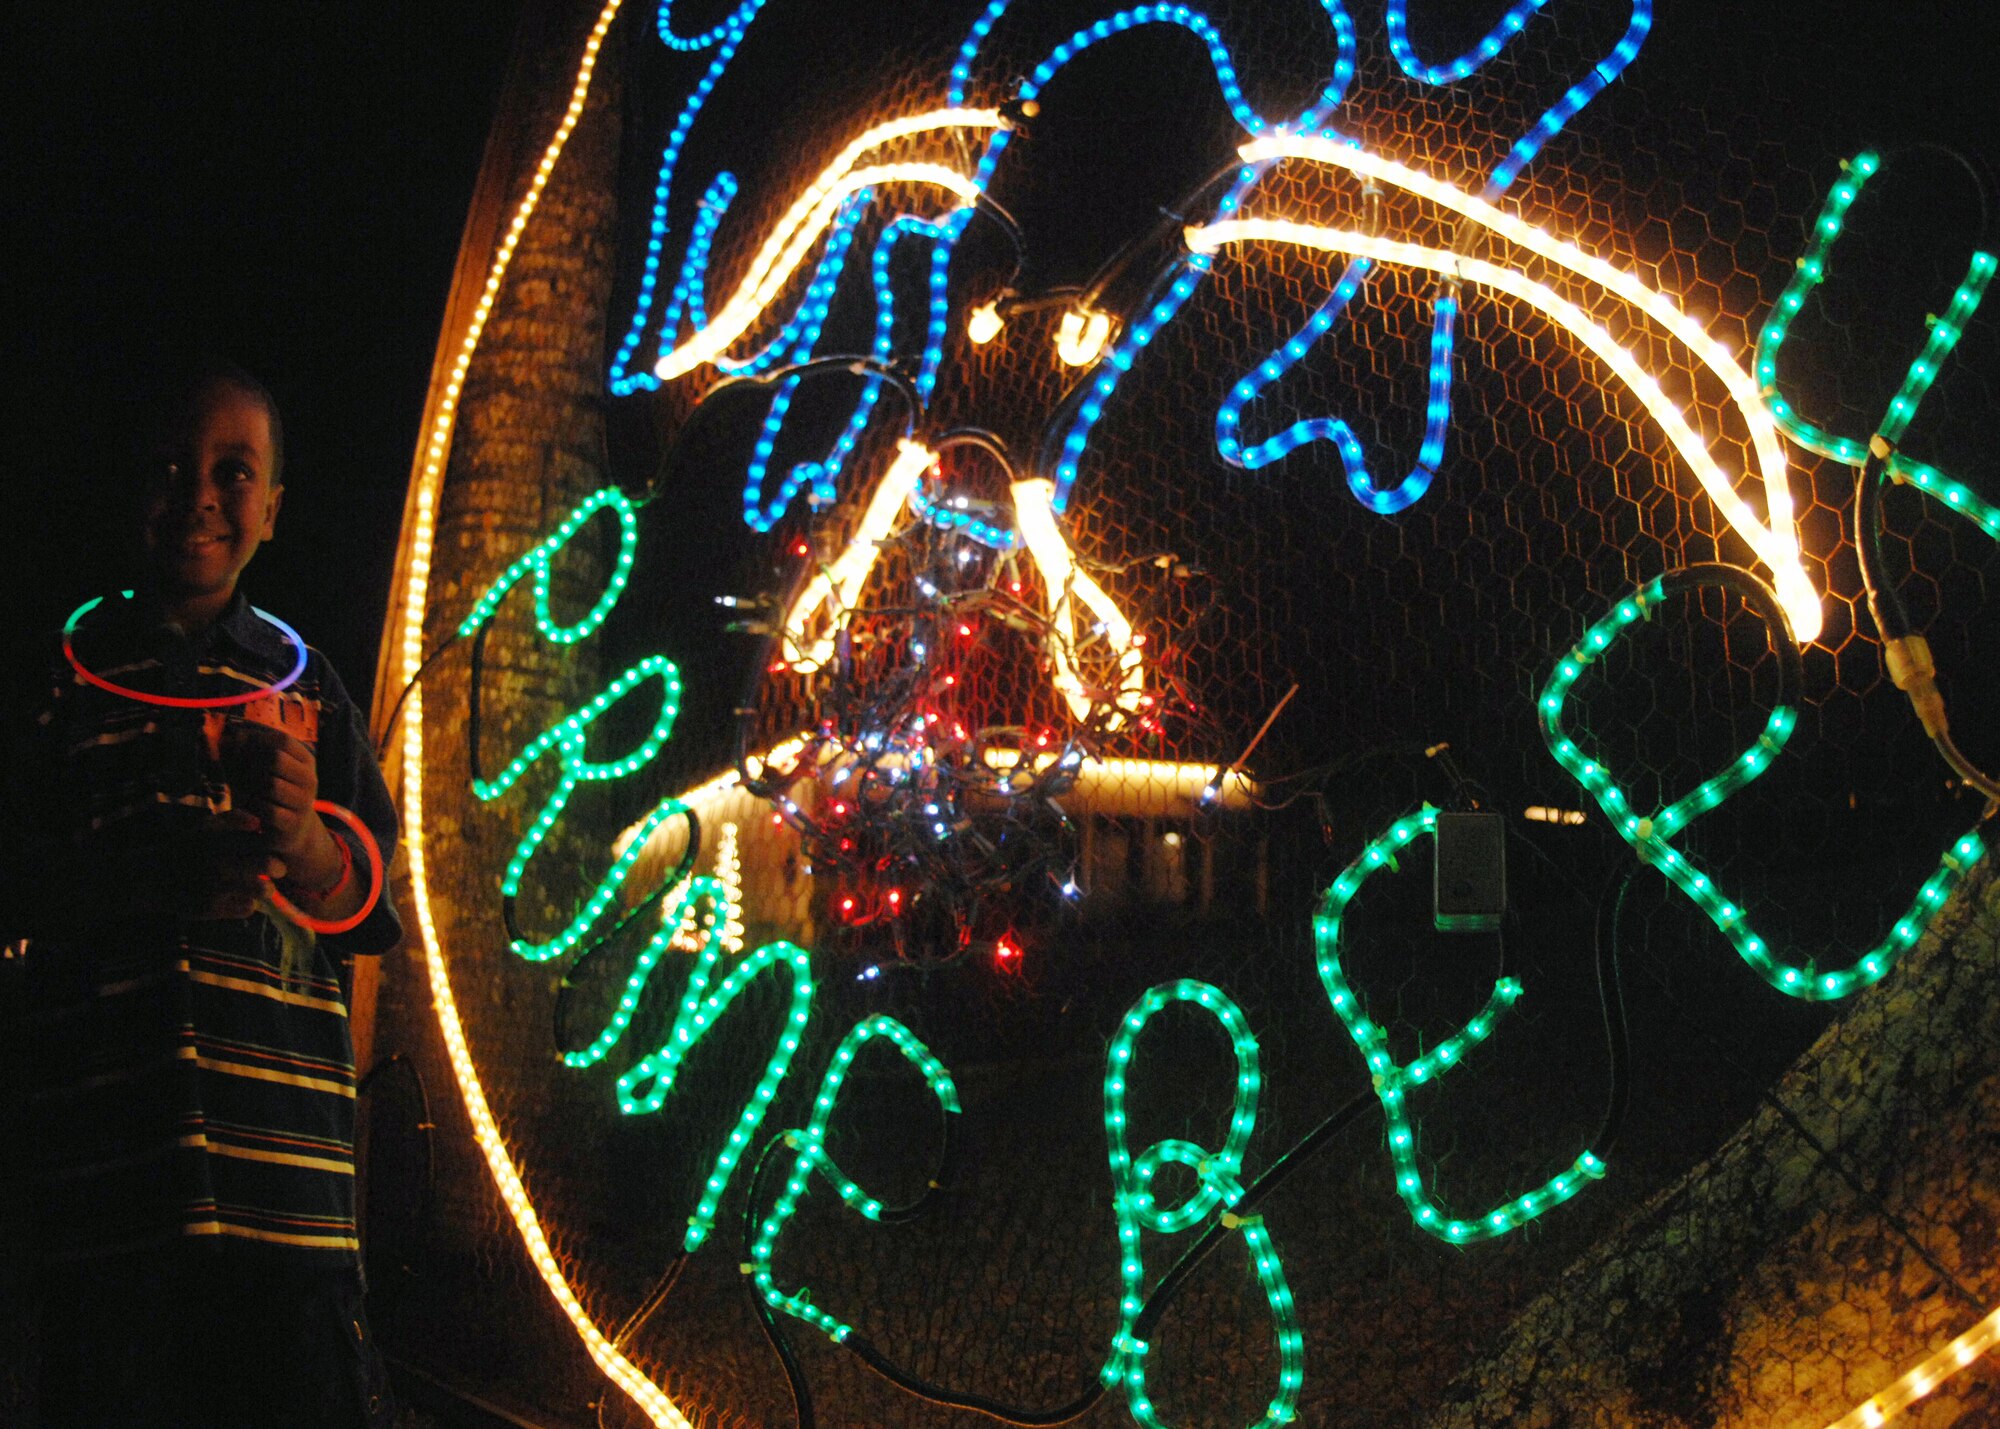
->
1208;0;1650;516
1045;2;1359;512
615;0;1648;539
609;0;772;396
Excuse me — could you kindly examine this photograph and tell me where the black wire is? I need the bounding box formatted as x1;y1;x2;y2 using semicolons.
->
738;1062;961;1429
356;1052;438;1269
467;620;494;788
1589;864;1636;1159
373;633;462;760
666;356;925;504
827;1089;1380;1427
1855;450;1913;642
742;1131;820;1429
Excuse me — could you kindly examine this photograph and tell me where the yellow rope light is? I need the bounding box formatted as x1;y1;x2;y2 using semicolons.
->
385;1;697;1423
778;439;936;670
1198;136;1822;642
1012;476;1146;724
652;109;1000;380
1823;1302;2000;1429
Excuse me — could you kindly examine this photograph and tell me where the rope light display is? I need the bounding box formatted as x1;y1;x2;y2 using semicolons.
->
371;1;2000;1425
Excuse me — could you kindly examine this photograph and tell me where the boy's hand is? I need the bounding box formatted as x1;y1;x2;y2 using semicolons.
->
220;720;355;909
221;720;321;862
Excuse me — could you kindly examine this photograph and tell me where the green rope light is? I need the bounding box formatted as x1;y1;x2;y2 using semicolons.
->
1539;569;1984;1002
749;1014;960;1342
470;650;686;961
455;485;641;644
616;933;817;1252
1314;809;1606;1244
561;876;724;1070
1882;455;2000;539
1756;151;1995;460
1102;980;1304;1428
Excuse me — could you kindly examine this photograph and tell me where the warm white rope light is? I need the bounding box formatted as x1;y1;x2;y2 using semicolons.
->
652;109;1000;379
1012;476;1145;723
1200;136;1823;643
779;439;936;670
1823;1302;2000;1429
385;1;698;1424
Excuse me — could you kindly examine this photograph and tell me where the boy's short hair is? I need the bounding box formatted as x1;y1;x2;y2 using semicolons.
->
137;358;287;486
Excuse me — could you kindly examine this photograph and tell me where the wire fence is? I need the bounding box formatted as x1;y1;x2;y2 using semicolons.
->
356;2;2000;1426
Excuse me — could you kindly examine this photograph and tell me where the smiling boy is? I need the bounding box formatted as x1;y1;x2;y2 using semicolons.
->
2;364;400;1426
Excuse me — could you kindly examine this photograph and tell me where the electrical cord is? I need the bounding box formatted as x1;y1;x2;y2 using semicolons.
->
1856;449;2000;807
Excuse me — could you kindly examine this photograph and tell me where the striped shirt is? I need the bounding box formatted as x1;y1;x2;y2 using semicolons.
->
4;591;399;1265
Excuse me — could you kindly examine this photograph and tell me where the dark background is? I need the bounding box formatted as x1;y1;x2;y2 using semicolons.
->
2;2;525;703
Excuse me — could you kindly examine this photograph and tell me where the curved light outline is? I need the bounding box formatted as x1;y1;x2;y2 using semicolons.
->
1012;476;1145;724
65;592;309;709
1823;1301;2000;1429
385;0;699;1423
649;109;1000;380
1189;142;1822;641
777;438;935;671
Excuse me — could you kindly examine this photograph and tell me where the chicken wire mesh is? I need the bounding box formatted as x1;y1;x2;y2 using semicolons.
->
360;1;2000;1426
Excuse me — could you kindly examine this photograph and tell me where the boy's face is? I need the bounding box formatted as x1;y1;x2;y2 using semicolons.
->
141;384;283;612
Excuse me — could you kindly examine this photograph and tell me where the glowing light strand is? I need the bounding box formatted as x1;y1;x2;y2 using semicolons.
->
779;439;936;671
615;930;816;1253
1215;267;1458;513
1539;571;1983;1000
1188;154;1820;640
741;207;970;534
389;2;700;1421
1217;1;1647;513
649;110;1000;382
1013;476;1146;724
1044;2;1358;513
1823;1300;2000;1429
1103;980;1303;1428
748;1014;960;1341
1315;807;1606;1242
735;195;872;530
64;592;308;709
466;651;685;960
609;0;771;393
453;485;640;645
1755;150;1996;466
559;875;725;1072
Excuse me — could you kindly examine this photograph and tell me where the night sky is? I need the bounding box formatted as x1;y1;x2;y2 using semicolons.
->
5;4;523;704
